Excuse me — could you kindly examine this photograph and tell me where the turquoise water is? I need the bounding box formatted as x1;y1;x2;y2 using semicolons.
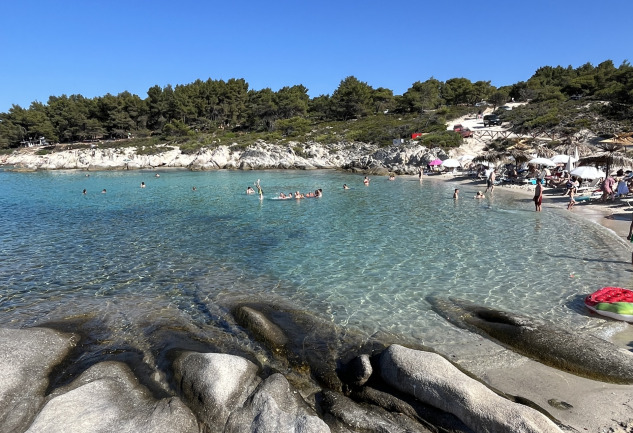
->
1;168;632;349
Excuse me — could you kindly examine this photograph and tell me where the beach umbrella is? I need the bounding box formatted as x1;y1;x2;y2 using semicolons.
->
528;157;556;167
428;159;443;166
570;166;605;179
599;133;633;147
551;154;578;164
441;158;460;168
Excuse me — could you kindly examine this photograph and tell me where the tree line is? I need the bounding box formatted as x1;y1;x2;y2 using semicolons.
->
0;60;631;149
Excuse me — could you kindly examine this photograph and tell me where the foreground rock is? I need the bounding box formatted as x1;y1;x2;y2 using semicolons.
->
173;352;261;431
0;327;77;432
226;373;329;433
26;362;198;433
380;345;563;433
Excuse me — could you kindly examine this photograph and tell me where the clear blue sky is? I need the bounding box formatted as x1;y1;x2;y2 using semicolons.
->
1;0;630;113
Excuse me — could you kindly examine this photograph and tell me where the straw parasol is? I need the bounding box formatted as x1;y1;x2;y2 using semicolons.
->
599;132;633;147
552;143;596;157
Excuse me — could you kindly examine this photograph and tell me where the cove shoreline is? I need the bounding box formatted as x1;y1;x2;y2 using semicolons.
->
2;166;633;432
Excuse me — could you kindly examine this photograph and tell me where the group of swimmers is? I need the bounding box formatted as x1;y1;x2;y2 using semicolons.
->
278;189;323;199
453;188;486;199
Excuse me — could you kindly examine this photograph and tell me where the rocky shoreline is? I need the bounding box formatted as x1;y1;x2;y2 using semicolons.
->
0;140;448;174
3;300;600;433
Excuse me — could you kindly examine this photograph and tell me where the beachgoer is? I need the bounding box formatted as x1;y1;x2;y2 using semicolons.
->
601;176;615;202
279;192;286;199
567;184;577;210
315;189;323;197
246;186;255;194
141;182;145;188
534;180;543;211
82;189;86;194
256;179;263;200
486;170;496;193
389;173;395;181
363;176;370;186
474;191;485;199
453;188;459;199
101;189;107;194
192;186;197;191
343;184;349;190
418;168;423;181
155;173;160;178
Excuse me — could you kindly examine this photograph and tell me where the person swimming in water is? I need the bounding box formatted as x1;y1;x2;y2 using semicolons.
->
363;176;370;186
246;186;255;194
343;184;349;190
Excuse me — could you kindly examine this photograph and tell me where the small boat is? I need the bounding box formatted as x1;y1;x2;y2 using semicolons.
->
585;287;633;322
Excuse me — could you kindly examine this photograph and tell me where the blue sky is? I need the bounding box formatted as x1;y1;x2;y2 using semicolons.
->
1;0;631;113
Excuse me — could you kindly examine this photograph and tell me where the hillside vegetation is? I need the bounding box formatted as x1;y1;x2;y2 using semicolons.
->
0;60;631;155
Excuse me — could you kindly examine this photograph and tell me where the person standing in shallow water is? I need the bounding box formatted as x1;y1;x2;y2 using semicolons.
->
453;188;459;199
534;179;543;212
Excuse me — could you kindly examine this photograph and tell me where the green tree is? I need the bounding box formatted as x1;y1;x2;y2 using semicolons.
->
330;76;374;120
276;85;309;119
400;78;443;113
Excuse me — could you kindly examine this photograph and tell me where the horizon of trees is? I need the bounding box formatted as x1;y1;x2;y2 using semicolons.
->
0;60;631;149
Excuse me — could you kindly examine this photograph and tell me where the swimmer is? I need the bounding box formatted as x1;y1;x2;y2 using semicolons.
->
453;188;459;199
141;182;145;188
343;184;349;190
388;173;395;181
474;191;485;199
101;189;107;194
315;188;323;197
155;173;160;178
192;186;197;191
82;189;87;194
246;186;255;194
279;192;286;199
363;176;370;186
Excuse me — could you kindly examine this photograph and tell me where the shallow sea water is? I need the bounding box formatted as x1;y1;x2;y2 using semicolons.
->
1;168;632;350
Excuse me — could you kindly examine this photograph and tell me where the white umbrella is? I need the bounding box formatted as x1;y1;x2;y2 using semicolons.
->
570;166;606;179
551;154;578;164
441;158;460;168
457;154;475;162
528;157;556;167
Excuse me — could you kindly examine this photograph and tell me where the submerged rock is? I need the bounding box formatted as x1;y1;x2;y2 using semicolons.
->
232;302;374;392
379;344;563;433
428;297;633;384
0;327;77;432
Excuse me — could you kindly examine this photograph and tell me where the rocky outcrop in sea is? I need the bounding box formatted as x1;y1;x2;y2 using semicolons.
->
1;140;449;174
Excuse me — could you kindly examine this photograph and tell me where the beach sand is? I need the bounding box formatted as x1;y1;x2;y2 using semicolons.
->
422;173;633;432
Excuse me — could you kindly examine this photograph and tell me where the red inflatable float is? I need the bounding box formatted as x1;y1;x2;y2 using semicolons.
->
585;287;633;323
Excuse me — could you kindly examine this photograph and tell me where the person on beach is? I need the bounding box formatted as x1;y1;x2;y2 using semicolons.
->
453;188;459;199
475;191;485;199
82;189;87;194
418;168;423;181
141;182;145;188
534;179;543;211
363;176;370;186
567;183;577;210
256;179;263;200
101;189;107;194
389;173;395;181
192;186;197;191
486;170;495;193
343;184;350;190
246;186;255;194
